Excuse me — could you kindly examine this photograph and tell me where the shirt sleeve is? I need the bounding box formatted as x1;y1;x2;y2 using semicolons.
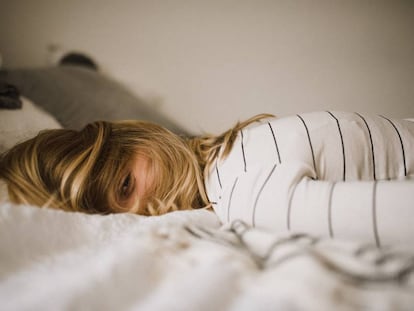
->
215;161;414;249
205;112;414;249
289;177;414;249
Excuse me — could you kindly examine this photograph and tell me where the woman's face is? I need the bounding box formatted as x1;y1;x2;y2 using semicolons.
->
118;155;154;214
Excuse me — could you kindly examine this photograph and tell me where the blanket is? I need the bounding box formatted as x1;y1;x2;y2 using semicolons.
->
0;202;413;311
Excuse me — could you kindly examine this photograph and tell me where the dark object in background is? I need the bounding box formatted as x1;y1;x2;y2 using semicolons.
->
0;83;22;109
59;52;99;71
0;66;188;135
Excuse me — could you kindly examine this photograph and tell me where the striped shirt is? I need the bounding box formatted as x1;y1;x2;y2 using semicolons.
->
205;111;414;248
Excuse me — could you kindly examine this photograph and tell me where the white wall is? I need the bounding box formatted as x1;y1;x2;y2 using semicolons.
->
1;0;413;134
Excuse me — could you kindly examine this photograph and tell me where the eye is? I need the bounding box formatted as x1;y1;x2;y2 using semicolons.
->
120;173;133;198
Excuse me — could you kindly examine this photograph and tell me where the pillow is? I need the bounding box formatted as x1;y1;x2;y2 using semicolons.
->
0;66;188;135
0;96;62;153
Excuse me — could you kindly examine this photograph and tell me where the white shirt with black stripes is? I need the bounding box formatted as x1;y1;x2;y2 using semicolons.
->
204;111;414;249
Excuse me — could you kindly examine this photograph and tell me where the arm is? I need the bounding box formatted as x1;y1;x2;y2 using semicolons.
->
289;178;414;248
212;161;414;249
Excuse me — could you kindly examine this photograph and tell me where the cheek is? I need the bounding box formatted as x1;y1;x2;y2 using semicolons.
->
133;157;156;199
136;176;151;197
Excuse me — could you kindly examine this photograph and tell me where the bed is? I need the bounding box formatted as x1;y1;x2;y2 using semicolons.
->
1;66;413;311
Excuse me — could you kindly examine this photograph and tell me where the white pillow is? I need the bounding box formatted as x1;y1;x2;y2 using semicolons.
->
0;96;62;153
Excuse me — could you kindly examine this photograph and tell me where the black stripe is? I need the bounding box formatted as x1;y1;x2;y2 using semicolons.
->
240;130;247;172
252;164;277;227
267;122;281;164
380;115;407;177
287;181;300;231
327;111;346;181
328;182;336;239
372;181;381;248
355;113;376;180
227;177;239;222
215;162;222;189
297;114;318;179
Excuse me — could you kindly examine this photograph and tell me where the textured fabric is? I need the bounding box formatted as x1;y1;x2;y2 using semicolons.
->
1;203;413;310
205;111;414;248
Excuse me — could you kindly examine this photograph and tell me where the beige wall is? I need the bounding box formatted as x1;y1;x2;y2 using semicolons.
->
1;0;413;133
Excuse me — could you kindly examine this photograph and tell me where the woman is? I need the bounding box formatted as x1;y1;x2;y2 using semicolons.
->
0;115;266;215
1;111;413;246
0;119;212;215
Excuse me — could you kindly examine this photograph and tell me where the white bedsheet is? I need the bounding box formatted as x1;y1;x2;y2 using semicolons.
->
0;202;413;311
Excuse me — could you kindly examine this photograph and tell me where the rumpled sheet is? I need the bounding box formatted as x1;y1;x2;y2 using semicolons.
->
0;203;413;311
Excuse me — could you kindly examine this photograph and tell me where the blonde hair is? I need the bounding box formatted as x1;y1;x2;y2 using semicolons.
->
0;114;273;215
188;113;274;178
